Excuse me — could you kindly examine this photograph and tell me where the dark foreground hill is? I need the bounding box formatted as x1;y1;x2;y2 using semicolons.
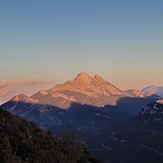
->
0;107;101;163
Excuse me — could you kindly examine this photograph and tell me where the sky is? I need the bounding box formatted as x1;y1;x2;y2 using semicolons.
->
0;0;163;103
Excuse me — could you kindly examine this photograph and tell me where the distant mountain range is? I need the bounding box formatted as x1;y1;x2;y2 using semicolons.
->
4;72;160;109
1;72;163;162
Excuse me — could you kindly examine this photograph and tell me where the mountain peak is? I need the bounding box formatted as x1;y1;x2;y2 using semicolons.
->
74;72;92;83
11;94;38;103
93;74;106;83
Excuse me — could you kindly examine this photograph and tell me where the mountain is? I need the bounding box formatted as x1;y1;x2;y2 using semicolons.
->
0;107;101;163
1;72;162;162
128;99;163;132
1;101;134;162
125;89;156;97
30;72;127;109
6;72;160;110
139;99;163;115
142;85;163;98
106;99;163;163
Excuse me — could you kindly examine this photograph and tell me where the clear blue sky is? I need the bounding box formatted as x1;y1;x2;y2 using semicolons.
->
1;0;163;89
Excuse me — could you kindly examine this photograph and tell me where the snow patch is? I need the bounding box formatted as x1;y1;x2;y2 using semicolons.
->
156;99;163;104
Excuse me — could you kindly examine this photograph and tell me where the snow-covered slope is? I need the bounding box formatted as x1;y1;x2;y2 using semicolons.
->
125;89;156;98
126;99;163;131
139;99;163;115
142;85;163;98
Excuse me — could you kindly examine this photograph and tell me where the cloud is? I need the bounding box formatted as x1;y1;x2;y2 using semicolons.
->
0;79;50;87
0;87;12;104
0;87;11;96
0;79;55;104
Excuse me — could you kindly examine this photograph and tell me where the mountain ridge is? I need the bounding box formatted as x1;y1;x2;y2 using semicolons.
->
142;85;163;98
8;72;159;109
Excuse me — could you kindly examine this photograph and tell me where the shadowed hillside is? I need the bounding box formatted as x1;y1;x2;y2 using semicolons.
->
0;107;101;163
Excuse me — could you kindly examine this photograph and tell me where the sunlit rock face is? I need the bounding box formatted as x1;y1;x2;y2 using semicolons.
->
30;72;128;108
156;99;163;104
11;94;39;103
4;72;160;109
